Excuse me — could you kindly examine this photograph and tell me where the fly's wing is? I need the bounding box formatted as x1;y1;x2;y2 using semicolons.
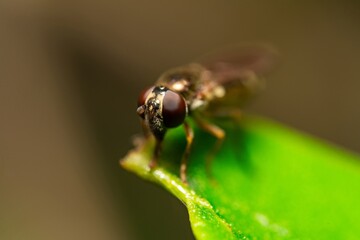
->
200;45;278;85
199;45;278;108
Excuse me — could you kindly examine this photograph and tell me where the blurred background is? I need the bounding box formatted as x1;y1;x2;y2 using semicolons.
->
1;1;359;240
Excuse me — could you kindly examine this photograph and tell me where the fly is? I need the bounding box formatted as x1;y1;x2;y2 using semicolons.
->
136;46;277;183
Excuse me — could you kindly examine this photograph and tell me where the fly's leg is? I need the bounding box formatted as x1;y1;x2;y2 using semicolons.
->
193;115;225;179
210;108;243;158
180;121;194;184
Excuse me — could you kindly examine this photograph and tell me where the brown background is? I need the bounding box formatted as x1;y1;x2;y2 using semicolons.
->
1;1;359;240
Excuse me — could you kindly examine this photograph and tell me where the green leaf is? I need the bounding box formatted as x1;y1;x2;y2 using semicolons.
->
121;116;360;239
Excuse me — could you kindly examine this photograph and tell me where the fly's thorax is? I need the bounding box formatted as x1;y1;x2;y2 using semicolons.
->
155;63;226;113
156;63;206;99
189;81;226;112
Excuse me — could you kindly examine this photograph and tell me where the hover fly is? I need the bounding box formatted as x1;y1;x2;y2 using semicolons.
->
136;46;276;183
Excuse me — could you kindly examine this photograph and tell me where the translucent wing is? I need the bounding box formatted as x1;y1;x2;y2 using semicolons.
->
200;44;278;85
199;45;278;109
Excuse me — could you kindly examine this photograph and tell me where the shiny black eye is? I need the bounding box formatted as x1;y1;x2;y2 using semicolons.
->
137;86;154;119
162;90;187;128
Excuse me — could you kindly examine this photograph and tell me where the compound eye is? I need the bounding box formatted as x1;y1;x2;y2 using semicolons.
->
137;86;154;119
162;90;187;128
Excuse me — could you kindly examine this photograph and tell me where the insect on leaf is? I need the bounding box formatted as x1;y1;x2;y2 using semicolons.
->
121;116;360;240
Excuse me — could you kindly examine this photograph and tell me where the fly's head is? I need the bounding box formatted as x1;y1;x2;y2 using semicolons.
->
137;86;188;140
